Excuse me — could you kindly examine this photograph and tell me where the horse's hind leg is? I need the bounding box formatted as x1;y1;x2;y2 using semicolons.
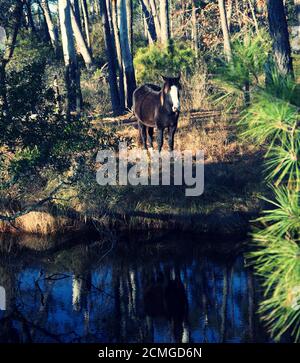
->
138;121;148;149
147;127;154;149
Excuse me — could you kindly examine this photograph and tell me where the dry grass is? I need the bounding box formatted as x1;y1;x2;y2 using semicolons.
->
0;210;75;234
117;110;257;164
181;65;210;112
0;203;88;235
81;69;111;115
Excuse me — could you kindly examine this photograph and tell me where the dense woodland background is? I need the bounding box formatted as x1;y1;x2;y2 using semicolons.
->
0;0;300;342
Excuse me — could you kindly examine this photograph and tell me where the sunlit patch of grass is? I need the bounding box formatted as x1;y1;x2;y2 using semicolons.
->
118;111;258;164
0;210;77;235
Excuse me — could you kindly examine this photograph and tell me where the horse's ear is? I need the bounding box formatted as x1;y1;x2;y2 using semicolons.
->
176;73;181;81
161;75;168;82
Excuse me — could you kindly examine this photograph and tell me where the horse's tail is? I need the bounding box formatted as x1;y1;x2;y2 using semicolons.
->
126;107;135;119
137;120;143;146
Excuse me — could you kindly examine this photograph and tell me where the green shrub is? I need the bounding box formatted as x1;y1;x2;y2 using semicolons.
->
9;146;41;176
213;31;271;108
89;21;106;65
240;92;299;147
6;32;54;117
134;41;196;83
224;32;270;88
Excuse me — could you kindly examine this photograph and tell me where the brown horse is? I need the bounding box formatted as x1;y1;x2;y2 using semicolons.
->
133;75;181;152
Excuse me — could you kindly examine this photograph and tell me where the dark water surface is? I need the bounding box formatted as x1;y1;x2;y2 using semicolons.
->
0;232;271;343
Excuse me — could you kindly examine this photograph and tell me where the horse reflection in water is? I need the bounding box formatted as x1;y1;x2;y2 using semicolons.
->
144;266;189;343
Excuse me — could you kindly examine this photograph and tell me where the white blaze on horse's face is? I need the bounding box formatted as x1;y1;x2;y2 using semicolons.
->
169;85;180;113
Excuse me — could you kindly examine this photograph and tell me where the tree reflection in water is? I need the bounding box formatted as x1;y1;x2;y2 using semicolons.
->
0;233;270;343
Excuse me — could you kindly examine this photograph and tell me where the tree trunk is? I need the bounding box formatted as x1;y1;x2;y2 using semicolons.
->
218;0;232;62
38;4;52;42
182;1;189;39
106;0;114;30
118;0;136;109
244;79;250;106
294;0;300;51
160;0;170;45
142;11;151;43
295;0;300;28
70;5;93;68
140;0;157;43
111;0;126;110
58;0;82;116
40;0;59;55
0;63;9;120
227;0;233;30
149;0;161;39
191;0;198;55
267;0;294;77
25;0;37;33
126;0;133;53
105;0;119;74
99;0;121;115
2;1;24;63
0;1;23;120
71;0;82;32
80;0;91;50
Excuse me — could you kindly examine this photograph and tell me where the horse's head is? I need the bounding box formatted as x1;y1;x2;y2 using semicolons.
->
161;75;181;114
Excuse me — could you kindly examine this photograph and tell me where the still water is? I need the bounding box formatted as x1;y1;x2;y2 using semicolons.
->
0;232;270;343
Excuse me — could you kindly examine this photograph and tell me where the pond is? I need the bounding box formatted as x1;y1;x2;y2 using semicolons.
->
0;231;271;343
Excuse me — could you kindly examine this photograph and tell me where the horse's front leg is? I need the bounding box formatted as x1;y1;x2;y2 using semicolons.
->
168;125;177;152
157;127;164;153
147;127;154;149
138;121;148;150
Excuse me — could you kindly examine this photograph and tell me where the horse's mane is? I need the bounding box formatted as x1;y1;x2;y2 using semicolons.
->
144;83;161;92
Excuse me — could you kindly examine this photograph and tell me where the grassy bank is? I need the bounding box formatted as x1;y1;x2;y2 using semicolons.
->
0;109;266;236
